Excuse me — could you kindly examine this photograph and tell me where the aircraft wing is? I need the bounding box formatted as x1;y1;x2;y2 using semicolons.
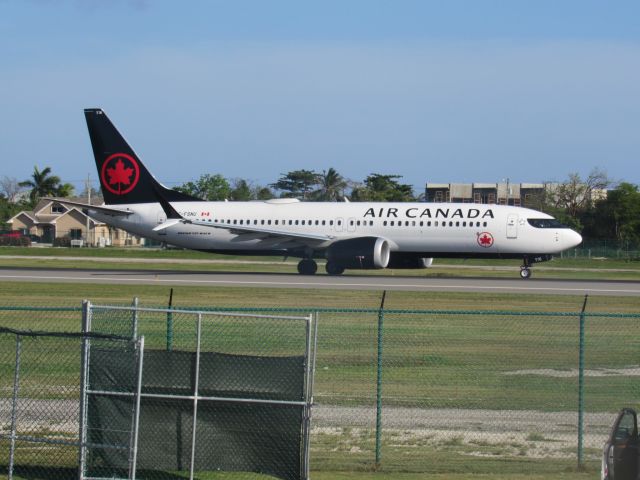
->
155;217;335;247
42;198;133;216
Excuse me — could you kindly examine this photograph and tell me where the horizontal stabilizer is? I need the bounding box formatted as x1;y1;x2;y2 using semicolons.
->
153;218;186;232
42;198;132;216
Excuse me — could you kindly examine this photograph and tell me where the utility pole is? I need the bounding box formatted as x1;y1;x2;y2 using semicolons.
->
85;175;91;247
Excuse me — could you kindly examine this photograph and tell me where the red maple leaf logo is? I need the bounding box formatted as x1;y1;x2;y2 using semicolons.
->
100;153;140;195
106;159;134;188
478;232;494;247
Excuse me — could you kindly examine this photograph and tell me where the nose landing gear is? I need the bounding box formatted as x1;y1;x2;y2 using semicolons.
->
519;266;532;279
520;257;533;279
519;255;552;279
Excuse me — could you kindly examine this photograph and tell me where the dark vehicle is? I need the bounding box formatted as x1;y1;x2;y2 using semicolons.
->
602;408;639;480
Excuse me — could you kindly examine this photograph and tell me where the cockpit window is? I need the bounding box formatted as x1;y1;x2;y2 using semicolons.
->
527;218;568;229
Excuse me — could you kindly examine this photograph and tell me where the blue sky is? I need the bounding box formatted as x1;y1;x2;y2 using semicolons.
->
1;0;639;195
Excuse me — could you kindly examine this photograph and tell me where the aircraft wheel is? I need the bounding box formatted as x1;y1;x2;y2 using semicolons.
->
297;259;317;275
519;267;532;280
325;261;345;276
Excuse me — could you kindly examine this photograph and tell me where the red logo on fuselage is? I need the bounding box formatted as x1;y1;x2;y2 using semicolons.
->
477;232;494;248
100;153;140;195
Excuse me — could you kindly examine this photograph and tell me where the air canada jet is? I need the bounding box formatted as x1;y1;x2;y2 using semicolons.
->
54;109;583;279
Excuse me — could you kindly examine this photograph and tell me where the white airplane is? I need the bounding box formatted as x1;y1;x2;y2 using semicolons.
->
55;108;582;279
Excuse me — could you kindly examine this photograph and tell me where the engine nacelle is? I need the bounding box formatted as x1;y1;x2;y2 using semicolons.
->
387;253;434;269
326;237;390;269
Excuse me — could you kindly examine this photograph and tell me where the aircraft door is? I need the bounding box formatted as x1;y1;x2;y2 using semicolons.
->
347;218;356;232
506;214;518;239
335;218;344;233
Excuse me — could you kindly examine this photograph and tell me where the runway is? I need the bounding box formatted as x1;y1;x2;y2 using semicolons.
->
1;267;639;296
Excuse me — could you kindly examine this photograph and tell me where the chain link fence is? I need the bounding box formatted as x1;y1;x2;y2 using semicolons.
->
0;327;138;480
1;302;638;478
563;239;640;260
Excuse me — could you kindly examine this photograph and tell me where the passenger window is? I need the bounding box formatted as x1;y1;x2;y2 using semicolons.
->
483;222;487;227
330;220;334;226
383;221;388;226
322;220;326;225
268;220;271;225
295;220;299;225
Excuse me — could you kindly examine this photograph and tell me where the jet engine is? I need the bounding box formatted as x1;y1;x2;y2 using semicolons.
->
387;253;433;269
326;237;390;269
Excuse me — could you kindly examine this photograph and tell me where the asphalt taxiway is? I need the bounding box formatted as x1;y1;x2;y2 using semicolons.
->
0;267;639;296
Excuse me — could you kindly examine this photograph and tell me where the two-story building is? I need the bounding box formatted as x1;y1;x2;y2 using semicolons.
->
7;198;144;246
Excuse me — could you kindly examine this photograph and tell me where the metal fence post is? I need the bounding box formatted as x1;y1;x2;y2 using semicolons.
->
78;300;92;480
189;313;203;480
8;334;22;480
375;291;387;467
131;297;139;340
167;288;174;351
129;336;145;480
577;294;589;468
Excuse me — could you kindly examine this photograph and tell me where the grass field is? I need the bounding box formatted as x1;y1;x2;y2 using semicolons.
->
0;251;637;479
2;245;640;280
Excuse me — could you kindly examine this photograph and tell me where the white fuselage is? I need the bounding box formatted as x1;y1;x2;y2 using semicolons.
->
89;200;582;258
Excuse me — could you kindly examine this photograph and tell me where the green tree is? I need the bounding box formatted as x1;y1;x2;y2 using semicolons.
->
312;168;348;201
351;173;415;202
254;186;275;200
549;169;610;229
175;174;231;200
270;170;319;199
19;166;74;204
588;182;640;245
230;179;253;201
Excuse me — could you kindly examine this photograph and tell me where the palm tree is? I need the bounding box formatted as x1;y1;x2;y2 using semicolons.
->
313;168;348;201
19;166;70;204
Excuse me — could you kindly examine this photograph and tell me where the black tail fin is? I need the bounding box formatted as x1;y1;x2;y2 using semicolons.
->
84;108;199;205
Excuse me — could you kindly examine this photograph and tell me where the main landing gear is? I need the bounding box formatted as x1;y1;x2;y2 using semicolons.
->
296;259;346;275
325;261;345;276
297;259;318;275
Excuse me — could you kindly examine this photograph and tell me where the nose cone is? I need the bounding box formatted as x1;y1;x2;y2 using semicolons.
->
567;230;583;248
